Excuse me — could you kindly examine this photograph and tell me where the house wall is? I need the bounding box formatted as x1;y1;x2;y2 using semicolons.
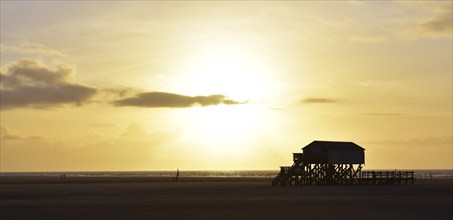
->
302;147;327;163
327;150;364;164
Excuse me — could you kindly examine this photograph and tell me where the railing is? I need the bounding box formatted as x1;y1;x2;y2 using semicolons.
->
360;171;414;184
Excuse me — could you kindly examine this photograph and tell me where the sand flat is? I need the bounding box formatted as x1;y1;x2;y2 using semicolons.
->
1;177;452;220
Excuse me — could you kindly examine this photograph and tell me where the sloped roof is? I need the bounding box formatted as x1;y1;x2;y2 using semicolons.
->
302;140;365;151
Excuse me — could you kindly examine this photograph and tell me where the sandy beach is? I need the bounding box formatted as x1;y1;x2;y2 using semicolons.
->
1;176;452;220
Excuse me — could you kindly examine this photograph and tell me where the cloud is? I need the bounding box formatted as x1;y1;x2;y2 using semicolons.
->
362;113;403;116
300;97;337;104
113;91;244;108
400;2;453;38
421;5;452;34
0;126;21;140
0;42;66;57
348;35;387;43
98;86;144;100
121;123;149;138
1;59;97;110
85;123;116;128
0;126;41;141
365;135;452;146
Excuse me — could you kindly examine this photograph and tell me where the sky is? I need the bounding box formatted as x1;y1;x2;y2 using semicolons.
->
1;1;452;172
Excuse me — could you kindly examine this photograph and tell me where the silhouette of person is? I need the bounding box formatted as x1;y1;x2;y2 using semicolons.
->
176;169;180;182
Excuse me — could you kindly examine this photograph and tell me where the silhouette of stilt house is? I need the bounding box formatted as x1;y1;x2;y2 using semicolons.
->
272;140;414;186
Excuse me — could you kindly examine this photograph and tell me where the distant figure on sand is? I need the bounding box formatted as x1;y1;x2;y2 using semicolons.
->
176;169;180;182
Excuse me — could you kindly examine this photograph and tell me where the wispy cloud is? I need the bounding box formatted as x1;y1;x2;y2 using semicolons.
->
365;135;452;146
300;97;337;104
348;35;387;43
0;59;97;110
362;113;403;116
420;4;452;35
400;2;453;38
0;42;66;57
113;92;245;108
0;126;41;141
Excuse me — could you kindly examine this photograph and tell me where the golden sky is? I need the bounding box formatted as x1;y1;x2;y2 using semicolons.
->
1;1;452;171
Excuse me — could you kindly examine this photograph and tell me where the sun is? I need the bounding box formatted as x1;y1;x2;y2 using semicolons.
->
174;39;277;103
165;38;282;154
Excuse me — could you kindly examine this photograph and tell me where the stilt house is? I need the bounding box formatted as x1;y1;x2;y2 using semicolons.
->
273;140;414;186
273;140;365;186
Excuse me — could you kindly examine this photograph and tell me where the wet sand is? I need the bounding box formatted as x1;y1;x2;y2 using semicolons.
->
1;176;452;220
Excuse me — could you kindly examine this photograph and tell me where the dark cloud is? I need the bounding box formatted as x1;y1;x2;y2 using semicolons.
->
1;59;97;110
113;92;244;108
98;86;144;100
300;98;337;104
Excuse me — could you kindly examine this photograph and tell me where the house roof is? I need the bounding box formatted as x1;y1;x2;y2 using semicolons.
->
302;140;365;151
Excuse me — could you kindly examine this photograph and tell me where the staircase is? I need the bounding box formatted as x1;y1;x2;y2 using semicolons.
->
272;153;304;186
272;166;290;186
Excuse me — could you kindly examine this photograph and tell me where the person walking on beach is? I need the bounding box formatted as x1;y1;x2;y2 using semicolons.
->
176;169;180;182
